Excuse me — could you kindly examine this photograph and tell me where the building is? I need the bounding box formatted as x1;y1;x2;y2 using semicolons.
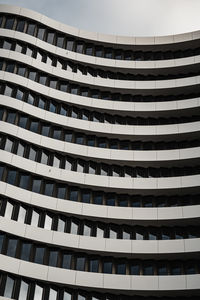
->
0;3;200;300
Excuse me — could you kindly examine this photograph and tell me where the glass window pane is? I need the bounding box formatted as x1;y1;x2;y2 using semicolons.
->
63;292;72;300
5;18;14;29
62;254;72;269
69;189;78;201
7;238;17;257
4;85;13;97
4;201;13;218
4;276;14;298
49;288;57;300
7;170;17;185
44;214;52;230
44;182;54;196
76;256;85;271
57;186;66;199
38;98;45;109
33;285;43;300
18;206;26;223
34;247;45;264
7;112;16;124
21;243;31;261
18;116;28;128
89;259;99;272
47;32;55;44
31;210;39;226
28;147;37;161
103;261;112;273
32;179;41;193
4;138;13;152
19;174;29;189
0;233;4;253
16;20;25;32
37;28;45;40
57;218;65;232
18;280;29;300
27;23;36;36
30;121;39;133
49;251;58;267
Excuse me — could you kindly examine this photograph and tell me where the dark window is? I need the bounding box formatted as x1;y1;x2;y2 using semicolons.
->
32;178;42;193
7;170;17;185
0;233;4;253
34;247;45;264
93;192;103;205
17;66;26;77
30;121;39;133
103;261;112;273
27;23;36;36
130;262;140;275
49;250;58;267
82;190;90;203
0;165;4;180
66;39;74;51
16;89;24;100
53;129;61;140
62;254;72;269
47;32;55;44
5;18;14;29
3;40;12;50
76;256;85;271
157;263;168;275
19;174;29;189
56;36;64;48
39;75;47;85
143;263;154;275
18;116;28;128
21;243;31;261
37;28;45;40
6;112;16;124
44;182;54;196
116;263;126;274
89;259;99;272
16;20;25;32
28;147;37;161
69;188;78;201
41;125;50;136
4;86;13;97
6;63;15;73
57;186;66;199
29;71;37;81
7;238;17;257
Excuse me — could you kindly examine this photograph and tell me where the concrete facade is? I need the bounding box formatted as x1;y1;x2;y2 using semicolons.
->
0;4;200;300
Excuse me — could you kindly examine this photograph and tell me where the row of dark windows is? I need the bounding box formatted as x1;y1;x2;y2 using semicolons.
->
1;272;198;300
1;58;199;102
1;38;199;81
1;197;199;240
2;81;200;126
0;162;199;207
0;231;199;275
1;106;200;151
1;14;200;61
2;134;200;178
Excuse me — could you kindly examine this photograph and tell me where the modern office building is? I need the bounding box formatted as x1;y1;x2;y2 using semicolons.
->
0;3;200;299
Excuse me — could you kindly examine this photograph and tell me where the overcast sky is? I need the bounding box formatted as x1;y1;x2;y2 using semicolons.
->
0;0;199;36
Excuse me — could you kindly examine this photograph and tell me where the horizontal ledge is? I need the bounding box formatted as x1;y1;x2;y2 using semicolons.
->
1;29;200;73
1;50;200;91
1;96;200;140
0;4;199;47
2;71;200;116
1;183;200;225
0;254;200;294
0;217;200;258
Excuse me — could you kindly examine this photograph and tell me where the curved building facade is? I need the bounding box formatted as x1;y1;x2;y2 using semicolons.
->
0;4;200;300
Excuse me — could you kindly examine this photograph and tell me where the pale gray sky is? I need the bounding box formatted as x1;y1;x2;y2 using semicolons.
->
0;0;199;36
